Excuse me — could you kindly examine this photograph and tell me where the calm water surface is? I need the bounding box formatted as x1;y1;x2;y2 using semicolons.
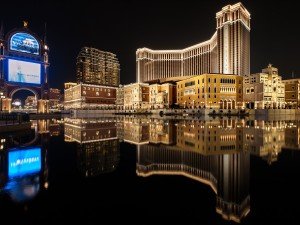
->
0;116;300;224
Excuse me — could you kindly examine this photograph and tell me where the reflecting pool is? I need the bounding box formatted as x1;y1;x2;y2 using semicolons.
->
1;116;300;224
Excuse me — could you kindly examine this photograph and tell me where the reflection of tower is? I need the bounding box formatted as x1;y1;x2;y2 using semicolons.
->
136;119;250;223
64;118;120;177
77;139;120;177
216;152;250;222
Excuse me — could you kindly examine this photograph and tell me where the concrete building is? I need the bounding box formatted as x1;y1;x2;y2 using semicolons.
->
176;74;243;110
64;83;117;110
244;64;285;109
282;78;300;108
76;47;120;87
49;88;62;110
116;85;124;110
149;83;176;109
137;3;250;83
123;83;149;110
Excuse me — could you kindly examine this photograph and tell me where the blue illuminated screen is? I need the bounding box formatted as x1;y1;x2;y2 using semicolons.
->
8;59;41;84
10;32;39;55
8;147;41;178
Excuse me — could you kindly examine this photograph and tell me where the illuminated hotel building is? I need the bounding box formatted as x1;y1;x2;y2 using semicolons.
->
176;74;243;109
136;3;250;83
76;47;120;87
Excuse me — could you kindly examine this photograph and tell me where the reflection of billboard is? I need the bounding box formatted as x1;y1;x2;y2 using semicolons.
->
8;59;41;84
8;147;41;178
10;32;39;55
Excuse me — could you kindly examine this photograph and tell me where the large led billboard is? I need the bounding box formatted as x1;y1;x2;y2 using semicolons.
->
10;32;40;55
8;59;41;85
8;147;41;178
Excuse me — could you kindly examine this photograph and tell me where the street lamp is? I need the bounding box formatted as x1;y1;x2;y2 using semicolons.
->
0;92;5;112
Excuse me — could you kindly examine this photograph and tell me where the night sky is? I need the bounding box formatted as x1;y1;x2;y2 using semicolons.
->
1;0;299;90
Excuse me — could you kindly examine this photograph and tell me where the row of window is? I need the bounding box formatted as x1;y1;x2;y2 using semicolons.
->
83;86;111;92
82;91;111;96
178;78;239;89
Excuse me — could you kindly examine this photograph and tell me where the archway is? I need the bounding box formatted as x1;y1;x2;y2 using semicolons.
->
228;100;232;110
232;100;236;109
10;88;39;112
220;100;223;109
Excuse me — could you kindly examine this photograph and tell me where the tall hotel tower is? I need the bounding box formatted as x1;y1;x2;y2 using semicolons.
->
136;2;250;83
77;47;120;87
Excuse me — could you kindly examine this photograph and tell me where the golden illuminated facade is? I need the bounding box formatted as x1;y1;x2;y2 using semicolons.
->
76;47;120;87
137;3;250;83
149;83;176;109
176;74;243;109
123;83;149;110
244;64;285;109
64;83;117;110
282;78;300;108
116;85;124;110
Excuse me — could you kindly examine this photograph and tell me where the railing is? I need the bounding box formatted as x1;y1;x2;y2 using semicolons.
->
0;112;30;126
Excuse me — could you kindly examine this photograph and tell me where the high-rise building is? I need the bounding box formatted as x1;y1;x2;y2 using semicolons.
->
136;2;250;83
76;47;120;87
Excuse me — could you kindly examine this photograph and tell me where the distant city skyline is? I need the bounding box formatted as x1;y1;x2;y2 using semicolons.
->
1;0;299;89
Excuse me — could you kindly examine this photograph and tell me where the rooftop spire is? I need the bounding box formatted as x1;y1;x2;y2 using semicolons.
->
23;20;28;28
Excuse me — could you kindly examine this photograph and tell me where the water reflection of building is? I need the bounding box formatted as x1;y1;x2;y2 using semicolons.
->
64;118;120;177
137;145;250;223
284;121;300;149
149;119;176;145
243;120;285;164
123;117;150;145
177;119;244;155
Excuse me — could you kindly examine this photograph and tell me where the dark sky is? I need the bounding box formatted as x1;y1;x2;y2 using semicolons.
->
1;0;299;90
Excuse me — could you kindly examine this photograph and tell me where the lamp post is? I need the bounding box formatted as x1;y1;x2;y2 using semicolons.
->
0;92;4;113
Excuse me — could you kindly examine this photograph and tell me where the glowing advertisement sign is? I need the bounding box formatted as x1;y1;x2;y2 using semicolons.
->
8;59;41;85
8;147;41;178
10;32;40;55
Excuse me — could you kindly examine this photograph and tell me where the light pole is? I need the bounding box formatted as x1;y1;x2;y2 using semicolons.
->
0;92;4;113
